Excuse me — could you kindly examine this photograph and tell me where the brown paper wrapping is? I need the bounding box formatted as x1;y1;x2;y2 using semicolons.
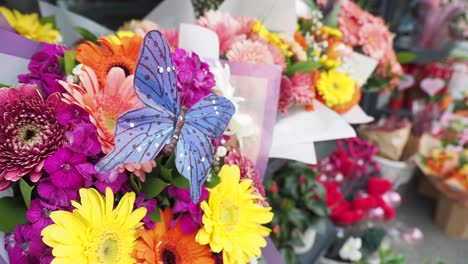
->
358;125;411;161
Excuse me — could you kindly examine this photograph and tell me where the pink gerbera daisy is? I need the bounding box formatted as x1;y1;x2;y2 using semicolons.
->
226;39;275;65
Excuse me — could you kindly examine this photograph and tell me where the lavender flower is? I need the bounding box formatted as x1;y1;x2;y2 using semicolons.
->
167;186;208;234
44;148;93;188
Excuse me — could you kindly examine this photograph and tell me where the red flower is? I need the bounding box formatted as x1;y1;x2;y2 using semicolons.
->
367;177;392;196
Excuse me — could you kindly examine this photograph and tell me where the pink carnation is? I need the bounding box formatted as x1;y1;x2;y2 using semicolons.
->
338;0;366;46
160;28;179;49
268;43;286;69
290;73;315;106
279;75;294;114
359;23;389;60
197;10;247;54
226;39;275;64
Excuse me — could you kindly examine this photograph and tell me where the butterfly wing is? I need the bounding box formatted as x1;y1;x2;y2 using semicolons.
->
184;94;235;138
175;94;235;202
134;30;180;115
95;106;175;173
175;126;213;203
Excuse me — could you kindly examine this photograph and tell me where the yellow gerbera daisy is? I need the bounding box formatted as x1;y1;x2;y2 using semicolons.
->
316;70;356;107
0;6;61;43
106;30;136;45
196;165;273;264
41;188;147;264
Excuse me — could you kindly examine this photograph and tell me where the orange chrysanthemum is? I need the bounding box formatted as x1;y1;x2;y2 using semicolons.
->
294;32;307;51
134;208;214;264
76;35;142;86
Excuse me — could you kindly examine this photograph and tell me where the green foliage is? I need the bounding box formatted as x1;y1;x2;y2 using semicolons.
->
39;16;57;29
0;83;10;88
74;26;99;44
378;248;406;264
0;197;28;232
62;50;77;76
396;52;416;64
323;3;341;27
362;77;390;92
19;179;34;209
266;161;329;263
360;228;386;253
286;61;321;76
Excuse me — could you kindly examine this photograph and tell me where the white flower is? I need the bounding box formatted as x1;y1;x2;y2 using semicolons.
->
293;228;317;254
215;146;227;157
339;237;362;262
209;61;257;147
72;64;84;77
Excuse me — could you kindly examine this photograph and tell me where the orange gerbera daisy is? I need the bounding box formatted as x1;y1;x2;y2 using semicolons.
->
134;208;214;264
76;35;142;86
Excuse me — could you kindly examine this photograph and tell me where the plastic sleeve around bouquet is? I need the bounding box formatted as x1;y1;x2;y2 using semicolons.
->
0;29;42;86
0;189;13;264
225;60;281;178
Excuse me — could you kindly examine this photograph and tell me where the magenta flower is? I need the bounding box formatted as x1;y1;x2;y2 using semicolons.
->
172;48;215;108
18;43;68;97
44;148;92;188
135;194;158;229
168;186;209;234
37;179;79;209
0;84;68;190
57;104;90;126
65;123;101;157
94;170;128;194
6;224;50;264
26;199;53;231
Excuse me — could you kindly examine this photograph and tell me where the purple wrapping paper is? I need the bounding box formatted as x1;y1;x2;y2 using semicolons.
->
0;29;42;59
225;61;281;179
223;61;285;263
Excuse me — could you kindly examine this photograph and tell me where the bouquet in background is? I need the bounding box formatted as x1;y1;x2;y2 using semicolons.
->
0;11;275;263
336;0;403;92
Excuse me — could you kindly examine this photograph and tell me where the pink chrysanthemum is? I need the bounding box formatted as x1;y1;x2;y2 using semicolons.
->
338;0;366;46
226;39;275;65
197;10;247;54
0;84;68;190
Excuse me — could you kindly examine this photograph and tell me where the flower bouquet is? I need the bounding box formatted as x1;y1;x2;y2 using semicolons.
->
0;6;276;263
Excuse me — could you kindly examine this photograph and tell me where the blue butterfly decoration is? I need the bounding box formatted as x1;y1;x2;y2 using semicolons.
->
96;30;235;202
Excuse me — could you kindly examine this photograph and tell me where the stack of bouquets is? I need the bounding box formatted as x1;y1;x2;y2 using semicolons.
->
417;113;468;197
311;138;400;225
0;7;274;264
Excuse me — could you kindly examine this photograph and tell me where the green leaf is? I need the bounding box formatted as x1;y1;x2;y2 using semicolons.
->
130;174;141;194
0;197;28;232
305;199;328;216
0;83;10;88
148;209;161;223
63;50;77;76
159;166;173;182
172;173;189;189
323;3;341;27
39;16;57;28
141;177;169;199
286;61;320;76
205;173;221;189
396;51;416;64
74;26;98;44
19;179;34;209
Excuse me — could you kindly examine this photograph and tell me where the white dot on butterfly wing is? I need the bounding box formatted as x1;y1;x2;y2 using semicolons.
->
215;111;219;115
155;143;160;148
187;165;191;170
158;66;163;73
137;147;142;152
166;66;171;72
212;100;216;104
201;157;205;162
214;106;218;110
130;123;135;128
179;153;184;157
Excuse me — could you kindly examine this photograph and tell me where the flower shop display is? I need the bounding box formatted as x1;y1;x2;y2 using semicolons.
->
0;24;277;263
265;161;328;264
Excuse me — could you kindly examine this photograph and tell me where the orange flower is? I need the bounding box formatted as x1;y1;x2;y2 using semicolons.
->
134;208;214;264
294;32;307;51
76;35;142;86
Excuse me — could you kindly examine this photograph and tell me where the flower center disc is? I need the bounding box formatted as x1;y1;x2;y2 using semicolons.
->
219;201;239;232
18;124;41;145
97;234;120;264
